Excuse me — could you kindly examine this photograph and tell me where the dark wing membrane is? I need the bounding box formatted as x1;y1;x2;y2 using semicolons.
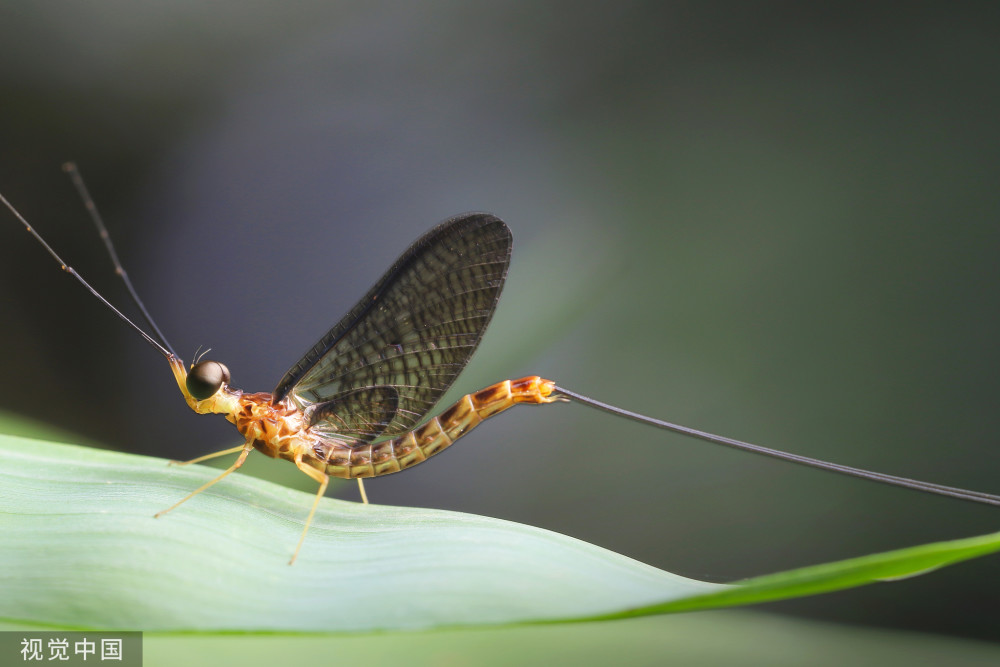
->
309;386;399;441
274;213;512;439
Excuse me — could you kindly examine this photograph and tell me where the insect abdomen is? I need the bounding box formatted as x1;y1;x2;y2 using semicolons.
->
324;376;557;479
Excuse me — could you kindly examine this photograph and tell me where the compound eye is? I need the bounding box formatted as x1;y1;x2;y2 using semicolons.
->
186;360;230;400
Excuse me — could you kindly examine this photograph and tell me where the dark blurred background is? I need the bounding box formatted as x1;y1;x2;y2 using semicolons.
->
1;1;998;642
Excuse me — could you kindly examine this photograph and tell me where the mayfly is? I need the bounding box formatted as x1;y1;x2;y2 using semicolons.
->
3;165;999;565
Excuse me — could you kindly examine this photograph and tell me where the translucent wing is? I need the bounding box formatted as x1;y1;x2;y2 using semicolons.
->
308;386;399;441
274;213;512;440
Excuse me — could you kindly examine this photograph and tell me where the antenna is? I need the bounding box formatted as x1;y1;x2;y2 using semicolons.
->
555;385;1000;507
62;163;178;356
0;188;175;360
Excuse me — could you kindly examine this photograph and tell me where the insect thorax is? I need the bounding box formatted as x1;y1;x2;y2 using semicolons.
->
232;392;313;461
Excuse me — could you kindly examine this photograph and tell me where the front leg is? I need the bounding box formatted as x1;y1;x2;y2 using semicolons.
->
167;443;247;466
155;437;254;518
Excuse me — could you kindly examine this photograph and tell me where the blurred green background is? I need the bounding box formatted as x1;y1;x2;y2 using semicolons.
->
1;0;998;653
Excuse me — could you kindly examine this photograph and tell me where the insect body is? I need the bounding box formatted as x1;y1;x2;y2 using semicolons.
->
3;166;999;566
172;355;556;484
152;213;561;562
163;353;557;562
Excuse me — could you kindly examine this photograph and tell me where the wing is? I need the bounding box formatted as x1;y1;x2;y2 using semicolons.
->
308;386;399;441
274;213;512;440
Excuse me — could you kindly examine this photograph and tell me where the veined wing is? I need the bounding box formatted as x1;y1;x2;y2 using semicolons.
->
306;385;400;441
273;213;512;440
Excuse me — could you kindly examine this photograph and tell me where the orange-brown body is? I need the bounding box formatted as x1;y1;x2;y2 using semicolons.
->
169;356;558;480
163;355;559;563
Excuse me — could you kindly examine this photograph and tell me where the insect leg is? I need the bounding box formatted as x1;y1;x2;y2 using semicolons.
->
166;444;246;466
356;479;369;505
289;458;329;565
154;441;253;518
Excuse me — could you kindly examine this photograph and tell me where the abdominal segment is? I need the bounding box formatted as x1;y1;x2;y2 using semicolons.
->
310;376;557;479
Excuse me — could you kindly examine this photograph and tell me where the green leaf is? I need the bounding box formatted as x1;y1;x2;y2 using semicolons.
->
1;434;998;633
